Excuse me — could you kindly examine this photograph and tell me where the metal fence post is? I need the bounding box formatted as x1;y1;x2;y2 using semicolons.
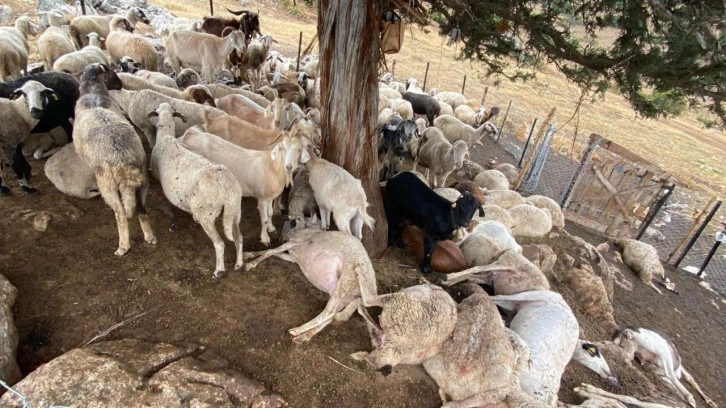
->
422;62;430;92
698;224;725;277
518;119;538;168
559;134;602;208
636;184;675;240
674;200;722;268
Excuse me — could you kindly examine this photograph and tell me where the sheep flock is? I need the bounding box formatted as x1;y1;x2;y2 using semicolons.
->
0;2;722;408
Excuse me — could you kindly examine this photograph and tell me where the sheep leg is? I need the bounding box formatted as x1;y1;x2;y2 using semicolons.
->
438;387;510;408
319;205;331;230
288;294;342;342
574;383;674;408
231;220;244;271
244;241;304;270
440;170;454;188
442;265;517;286
266;200;276;232
352;214;364;240
421;235;437;274
199;219;227;278
659;363;696;408
11;149;36;194
135;184;157;245
0;158;10;196
97;178;131;256
680;368;717;408
257;200;272;245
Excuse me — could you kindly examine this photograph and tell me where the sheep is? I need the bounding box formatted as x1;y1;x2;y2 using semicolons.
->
117;73;215;106
73;63;157;255
414;117;426;133
37;26;76;72
490;290;580;405
437;101;454;117
303;58;318;79
238;34;276;88
180;127;308;245
205;83;270;107
403;91;440;126
304;155;375;239
0;16;38;80
287;168;317;220
106;17;159;71
44;142;99;199
201;107;319;151
21;127;67;159
434;187;461;202
377;107;396;127
474;169;511;190
525;195;565;228
166;29;247;84
454;158;485;180
297;72;320;108
613;327;718;408
454;104;478;126
175;67;203;89
448;180;487;203
243;222;378;343
133;70;178;89
570;340;619;387
216;95;301;130
553;254;618;334
0;80;60;194
412;127;468;188
612;238;665;294
433;114;499;147
454;220;521;266
521;244;557;276
389;80;407;95
476;203;514;227
52;32;108;77
117;55;145;74
402;225;468;274
149;103;243;278
388;98;413;120
483;189;526;208
385;171;483;274
351;284;458;376
508;204;553;238
405;77;424;94
69;7;150;48
38;10;71;29
110;89;227;146
422;285;550;408
379;87;402;100
490;161;520;185
433;91;467;110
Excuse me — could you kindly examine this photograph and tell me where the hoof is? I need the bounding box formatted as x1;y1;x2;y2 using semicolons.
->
213;270;225;279
234;262;244;270
0;186;11;196
421;265;433;275
21;186;38;194
114;248;129;256
146;236;158;245
244;263;256;272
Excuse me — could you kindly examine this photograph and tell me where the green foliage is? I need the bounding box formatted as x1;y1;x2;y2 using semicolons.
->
417;0;726;127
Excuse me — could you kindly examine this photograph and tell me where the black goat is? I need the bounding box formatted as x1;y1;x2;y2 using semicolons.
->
385;171;483;274
378;117;418;180
402;92;440;126
201;9;260;40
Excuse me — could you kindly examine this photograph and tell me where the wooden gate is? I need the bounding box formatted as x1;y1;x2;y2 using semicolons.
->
563;134;676;237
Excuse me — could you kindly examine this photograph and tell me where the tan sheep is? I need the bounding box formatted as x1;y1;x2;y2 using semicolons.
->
454;159;486;181
52;32;108;77
483;189;526;209
44;143;99;199
412;127;468;188
117;73;214;105
433;114;499;147
509;204;553;238
69;7;149;49
437;101;454;116
445;249;550;295
433;91;467;110
613;238;665;294
37;26;76;72
204;83;271;107
133;70;178;89
389;98;414;120
0;16;38;80
474;169;511;190
521;244;557;276
525;194;565;228
106;17;159;71
476;203;514;228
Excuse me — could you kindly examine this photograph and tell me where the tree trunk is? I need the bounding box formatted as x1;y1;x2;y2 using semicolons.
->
318;0;387;256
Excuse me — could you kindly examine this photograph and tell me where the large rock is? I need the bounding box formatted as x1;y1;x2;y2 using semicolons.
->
0;339;287;407
0;274;20;385
0;5;13;26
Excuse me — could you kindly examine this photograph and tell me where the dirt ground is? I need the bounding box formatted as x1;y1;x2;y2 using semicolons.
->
2;137;725;407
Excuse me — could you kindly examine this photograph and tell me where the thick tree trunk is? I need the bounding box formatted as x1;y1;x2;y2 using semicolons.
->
318;0;387;256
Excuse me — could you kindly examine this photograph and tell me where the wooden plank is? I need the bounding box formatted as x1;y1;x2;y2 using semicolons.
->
606;162;641;235
595;160;623;225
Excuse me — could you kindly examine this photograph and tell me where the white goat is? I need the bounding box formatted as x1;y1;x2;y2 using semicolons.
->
180;127;308;245
149;103;243;278
166;29;247;84
305;155;375;239
413;127;468;188
434;114;499;147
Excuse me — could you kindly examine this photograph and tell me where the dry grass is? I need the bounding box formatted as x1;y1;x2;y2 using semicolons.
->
6;0;724;196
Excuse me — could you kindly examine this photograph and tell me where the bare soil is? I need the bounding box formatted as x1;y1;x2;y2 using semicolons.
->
2;141;724;407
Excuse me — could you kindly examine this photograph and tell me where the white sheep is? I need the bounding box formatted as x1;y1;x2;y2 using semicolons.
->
305;155;375;239
180;127;308;245
389;98;414;120
73;64;157;255
437;101;454;116
117;73;215;105
491;290;580;405
0;16;38;80
454;104;478;126
415;117;426;133
37;26;76;72
378;86;402;100
69;7;149;48
508;204;553;238
433;114;499;147
166;29;247;84
376;107;397;127
22;127;67;159
106;17;159;71
454;220;521;266
433;187;461;202
525;195;565;228
474;169;511;190
44;142;99;199
133;70;178;89
52;32;108;77
493;162;519;185
175;67;203;89
475;203;514;228
483;189;526;208
433;91;467;110
412;127;468;188
149;103;243;278
613;238;665;293
377;93;389;112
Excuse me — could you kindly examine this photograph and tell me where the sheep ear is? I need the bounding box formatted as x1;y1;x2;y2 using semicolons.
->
173;112;188;123
147;111;159;118
10;89;23;100
99;64;108;72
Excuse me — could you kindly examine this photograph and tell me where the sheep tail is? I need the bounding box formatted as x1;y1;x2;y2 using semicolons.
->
221;176;242;242
117;167;144;219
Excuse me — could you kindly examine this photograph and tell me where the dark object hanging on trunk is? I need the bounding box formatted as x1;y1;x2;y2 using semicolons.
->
380;10;404;54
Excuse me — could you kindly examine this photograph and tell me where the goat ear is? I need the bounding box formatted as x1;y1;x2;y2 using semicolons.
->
478;205;485;217
270;144;282;160
173;112;188;123
300;145;311;164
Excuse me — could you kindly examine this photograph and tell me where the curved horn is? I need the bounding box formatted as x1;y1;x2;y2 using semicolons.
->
226;8;249;15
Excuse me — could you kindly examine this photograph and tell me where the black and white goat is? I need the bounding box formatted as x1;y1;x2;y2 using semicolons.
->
378;116;419;181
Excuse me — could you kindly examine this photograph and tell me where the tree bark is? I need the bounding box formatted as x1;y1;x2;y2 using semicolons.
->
318;0;387;256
